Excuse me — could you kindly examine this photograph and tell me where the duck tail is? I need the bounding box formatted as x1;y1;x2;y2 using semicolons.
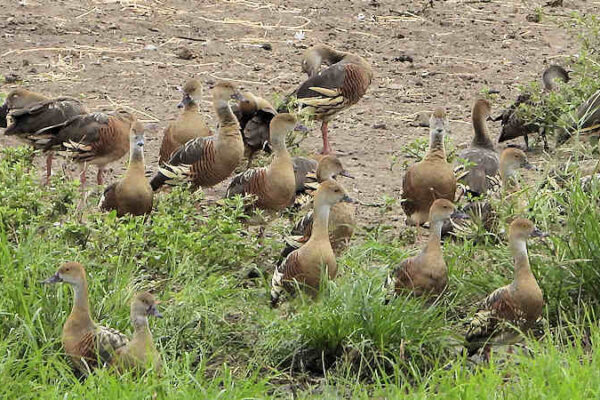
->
151;164;191;191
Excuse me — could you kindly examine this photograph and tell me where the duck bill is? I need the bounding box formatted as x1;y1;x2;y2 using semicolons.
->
339;170;355;179
42;273;62;284
177;94;192;109
531;227;549;238
341;194;356;204
149;305;163;318
522;161;534;170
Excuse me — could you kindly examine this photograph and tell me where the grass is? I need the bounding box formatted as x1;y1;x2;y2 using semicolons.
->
2;10;600;400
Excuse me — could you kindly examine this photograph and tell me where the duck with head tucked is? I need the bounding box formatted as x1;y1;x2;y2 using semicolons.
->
402;108;456;226
1;88;88;184
225;113;297;211
386;199;456;298
232;91;277;168
43;262;128;375
158;79;211;166
34;109;137;189
99;121;153;217
151;82;244;192
465;218;547;359
293;44;373;154
495;65;569;151
271;180;354;307
111;292;162;373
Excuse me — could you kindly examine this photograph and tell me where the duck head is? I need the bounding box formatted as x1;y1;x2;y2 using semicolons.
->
314;179;355;208
509;218;548;242
268;113;297;150
429;199;456;224
317;155;354;181
131;291;163;319
43;262;86;286
500;147;533;180
178;79;203;109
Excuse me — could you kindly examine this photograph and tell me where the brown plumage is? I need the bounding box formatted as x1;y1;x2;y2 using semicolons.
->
151;82;244;191
158;79;211;165
271;180;355;306
1;88;88;183
456;99;499;197
402;108;456;225
557;89;600;145
385;199;455;297
112;292;162;373
226;114;297;210
34;109;137;188
496;65;569;150
294;45;373;154
99;122;153;217
284;155;356;256
465;218;547;356
232;92;277;167
43;262;128;375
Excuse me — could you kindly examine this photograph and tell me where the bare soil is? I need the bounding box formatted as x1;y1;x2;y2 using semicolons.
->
1;0;597;233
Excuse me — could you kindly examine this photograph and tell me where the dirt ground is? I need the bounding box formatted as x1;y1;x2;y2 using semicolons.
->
1;0;597;233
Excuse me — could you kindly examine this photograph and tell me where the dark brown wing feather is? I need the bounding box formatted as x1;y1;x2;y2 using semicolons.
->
243;109;276;154
4;97;87;137
226;167;266;198
498;94;539;142
99;182;118;212
158;126;178;165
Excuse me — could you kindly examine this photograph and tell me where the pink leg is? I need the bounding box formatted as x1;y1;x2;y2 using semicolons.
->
45;152;53;186
320;121;333;155
79;163;88;190
97;167;104;186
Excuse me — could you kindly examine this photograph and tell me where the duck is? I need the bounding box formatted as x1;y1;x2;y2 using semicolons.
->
444;147;533;238
465;218;547;358
43;262;128;375
158;79;211;165
34;109;137;189
385;199;456;297
111;292;162;373
270;180;354;307
1;88;88;184
456;99;499;197
293;44;373;154
151;82;244;191
292;156;319;193
99;121;153;217
225;113;297;210
557;89;600;145
232;91;277;168
284;155;356;256
402;108;456;226
495;65;569;150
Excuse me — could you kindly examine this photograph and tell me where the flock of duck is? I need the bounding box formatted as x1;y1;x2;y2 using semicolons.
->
2;43;598;375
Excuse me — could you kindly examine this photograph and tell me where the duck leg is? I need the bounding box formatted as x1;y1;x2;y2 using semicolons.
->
523;134;530;152
79;162;88;191
320;121;333;155
45;151;53;185
97;167;105;186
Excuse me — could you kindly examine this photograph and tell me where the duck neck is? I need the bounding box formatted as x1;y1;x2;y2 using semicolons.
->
132;313;152;339
472;113;494;149
510;238;533;284
127;144;145;175
310;200;332;242
70;278;93;325
316;46;346;65
500;166;518;191
184;101;199;113
425;132;446;160
425;219;443;251
269;140;291;170
214;100;239;139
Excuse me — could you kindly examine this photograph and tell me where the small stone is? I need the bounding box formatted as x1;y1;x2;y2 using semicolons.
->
416;111;431;127
393;54;413;63
373;123;387;130
4;73;21;83
144;44;158;51
175;46;195;60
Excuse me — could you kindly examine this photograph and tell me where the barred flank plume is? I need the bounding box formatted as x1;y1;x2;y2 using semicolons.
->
150;163;191;191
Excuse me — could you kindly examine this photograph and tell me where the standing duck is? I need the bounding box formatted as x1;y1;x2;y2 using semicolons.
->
34;109;137;189
465;218;547;357
402;108;456;225
43;262;128;375
112;292;162;373
151;82;244;191
270;180;354;307
385;199;456;297
158;79;211;165
285;155;356;255
495;65;569;150
225;114;297;210
99;122;153;217
456;99;499;197
1;88;88;183
233;91;277;167
293;44;373;154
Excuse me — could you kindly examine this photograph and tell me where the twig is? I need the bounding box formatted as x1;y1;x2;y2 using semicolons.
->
195;15;311;31
1;46;140;58
176;35;207;42
209;75;265;85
